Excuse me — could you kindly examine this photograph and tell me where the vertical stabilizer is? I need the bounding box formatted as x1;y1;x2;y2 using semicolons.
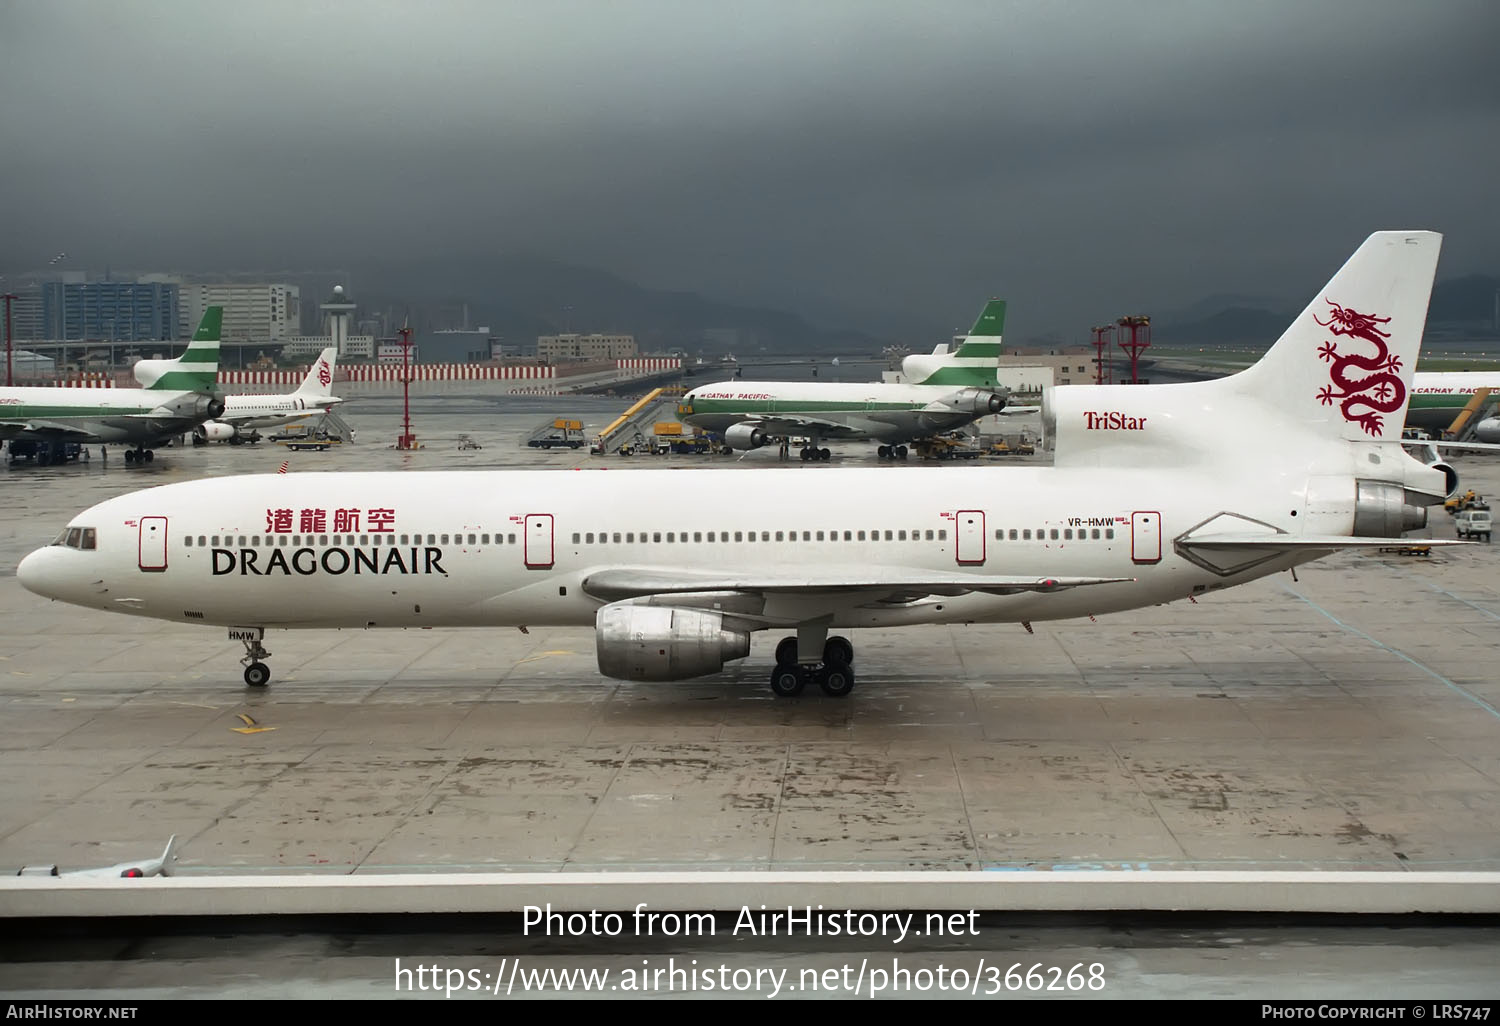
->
136;307;223;393
1235;232;1441;441
294;348;338;397
903;298;1006;387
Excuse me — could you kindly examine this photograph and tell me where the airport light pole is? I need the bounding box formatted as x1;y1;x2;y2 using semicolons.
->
2;293;16;386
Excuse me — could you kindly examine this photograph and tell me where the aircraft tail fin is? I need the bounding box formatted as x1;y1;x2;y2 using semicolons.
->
294;348;338;397
1236;232;1441;442
136;307;222;393
902;298;1006;387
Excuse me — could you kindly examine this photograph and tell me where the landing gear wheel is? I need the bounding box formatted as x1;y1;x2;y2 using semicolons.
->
819;448;831;461
799;448;812;462
770;665;806;697
124;450;136;464
143;450;154;463
775;636;798;666
896;445;909;460
878;445;890;459
823;636;853;667
243;662;271;688
818;664;855;698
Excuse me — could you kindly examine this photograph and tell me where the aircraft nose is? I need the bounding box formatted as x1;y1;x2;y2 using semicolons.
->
17;547;61;599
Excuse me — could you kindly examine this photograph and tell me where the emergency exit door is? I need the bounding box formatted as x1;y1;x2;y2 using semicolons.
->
956;510;986;565
1131;510;1161;565
138;516;168;573
524;514;554;569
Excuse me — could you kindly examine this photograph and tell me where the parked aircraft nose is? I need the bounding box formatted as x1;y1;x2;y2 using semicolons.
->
17;547;55;598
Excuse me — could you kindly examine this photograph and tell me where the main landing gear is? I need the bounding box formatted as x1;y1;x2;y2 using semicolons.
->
876;444;909;460
799;446;832;461
122;446;154;464
769;633;855;698
234;627;273;687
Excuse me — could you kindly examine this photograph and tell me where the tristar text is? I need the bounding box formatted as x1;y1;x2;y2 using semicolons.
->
1084;412;1147;430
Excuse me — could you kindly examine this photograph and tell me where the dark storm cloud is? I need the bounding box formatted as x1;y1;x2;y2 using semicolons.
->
2;0;1496;340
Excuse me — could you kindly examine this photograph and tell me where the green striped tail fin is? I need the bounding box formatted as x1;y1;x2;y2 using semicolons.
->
140;306;222;392
953;299;1005;358
904;298;1005;386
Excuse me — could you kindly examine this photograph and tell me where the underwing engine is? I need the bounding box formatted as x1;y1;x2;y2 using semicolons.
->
595;604;751;681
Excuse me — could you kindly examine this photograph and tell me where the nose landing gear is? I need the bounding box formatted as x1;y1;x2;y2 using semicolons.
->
231;626;273;687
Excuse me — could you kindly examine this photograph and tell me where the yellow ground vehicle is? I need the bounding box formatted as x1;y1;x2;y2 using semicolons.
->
1445;489;1480;515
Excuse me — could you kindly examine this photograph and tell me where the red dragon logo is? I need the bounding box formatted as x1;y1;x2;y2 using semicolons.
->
1315;299;1402;436
317;360;331;387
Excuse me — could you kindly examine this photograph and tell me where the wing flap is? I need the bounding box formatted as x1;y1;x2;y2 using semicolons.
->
581;565;1133;602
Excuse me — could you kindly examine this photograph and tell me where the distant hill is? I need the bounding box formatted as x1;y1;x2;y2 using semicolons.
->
354;254;894;356
1151;274;1498;346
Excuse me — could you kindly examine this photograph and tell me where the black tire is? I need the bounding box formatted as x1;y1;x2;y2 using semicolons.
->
770;666;805;697
775;637;798;666
897;445;908;460
243;662;271;688
823;636;854;667
819;665;854;697
143;450;154;463
819;448;831;461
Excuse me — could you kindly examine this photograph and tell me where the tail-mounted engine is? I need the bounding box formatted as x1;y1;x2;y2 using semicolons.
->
1353;479;1428;536
595;604;751;681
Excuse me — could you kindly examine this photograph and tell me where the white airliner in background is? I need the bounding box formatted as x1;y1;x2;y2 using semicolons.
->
18;232;1454;699
677;299;1013;461
15;836;176;879
182;348;343;445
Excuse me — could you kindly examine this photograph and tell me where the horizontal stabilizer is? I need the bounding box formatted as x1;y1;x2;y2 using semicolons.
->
582;566;1134;602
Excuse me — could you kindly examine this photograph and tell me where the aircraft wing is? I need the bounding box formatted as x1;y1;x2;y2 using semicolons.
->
0;420;97;440
729;416;865;440
582;566;1134;603
995;405;1041;415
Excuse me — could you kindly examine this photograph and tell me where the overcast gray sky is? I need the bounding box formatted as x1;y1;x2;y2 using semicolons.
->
2;0;1496;340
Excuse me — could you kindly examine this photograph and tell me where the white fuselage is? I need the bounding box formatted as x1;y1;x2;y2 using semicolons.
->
19;461;1314;633
679;380;1001;443
0;385;212;445
215;394;341;432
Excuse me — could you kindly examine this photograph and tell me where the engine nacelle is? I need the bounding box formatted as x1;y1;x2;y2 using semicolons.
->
595;604;751;681
724;423;770;450
943;387;1007;415
1474;417;1500;444
194;421;237;442
1353;479;1428;537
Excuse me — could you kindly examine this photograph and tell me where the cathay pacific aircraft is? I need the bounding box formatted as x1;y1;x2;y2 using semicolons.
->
185;348;344;444
0;308;225;464
18;233;1455;699
677;299;1012;461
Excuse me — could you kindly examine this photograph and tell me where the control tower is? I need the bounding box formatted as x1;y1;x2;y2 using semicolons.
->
320;285;357;357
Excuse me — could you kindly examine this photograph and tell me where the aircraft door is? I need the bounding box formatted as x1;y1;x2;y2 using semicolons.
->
1131;510;1161;565
138;516;168;573
956;510;986;565
524;514;554;569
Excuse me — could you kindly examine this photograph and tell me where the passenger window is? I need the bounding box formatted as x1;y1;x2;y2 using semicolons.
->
843;531;852;541
211;536;220;546
898;530;907;541
482;534;490;544
469;534;477;544
762;531;770;541
884;530;893;540
775;531;784;541
1092;529;1100;539
439;534;448;544
925;530;934;541
1050;529;1059;540
400;534;409;545
1064;529;1073;540
625;533;634;543
858;531;866;541
653;532;662;543
706;532;715;542
735;531;743;542
994;529;1002;540
1106;528;1115;540
612;532;621;543
816;531;825;541
938;530;947;540
184;535;193;548
1023;529;1032;540
572;533;581;543
586;533;594;543
1009;529;1018;540
746;532;754;543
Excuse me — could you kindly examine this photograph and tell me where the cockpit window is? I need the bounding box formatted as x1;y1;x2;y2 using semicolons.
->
53;527;96;550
